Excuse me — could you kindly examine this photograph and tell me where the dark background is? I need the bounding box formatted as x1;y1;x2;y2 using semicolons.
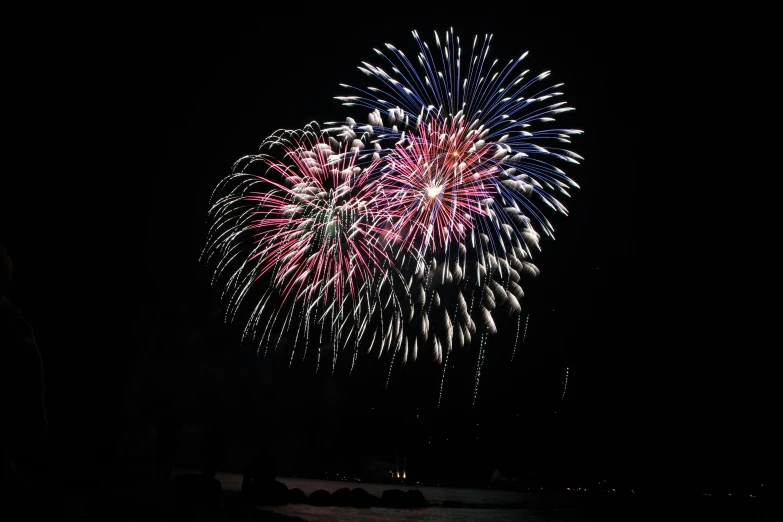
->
1;13;775;495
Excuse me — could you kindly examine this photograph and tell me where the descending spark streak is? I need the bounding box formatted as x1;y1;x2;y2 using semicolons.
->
473;332;487;405
511;314;521;362
512;313;529;362
437;350;449;408
561;366;569;401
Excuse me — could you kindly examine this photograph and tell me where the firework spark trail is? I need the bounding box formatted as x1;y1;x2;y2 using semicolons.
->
473;331;488;405
512;313;529;362
437;350;449;408
561;366;569;401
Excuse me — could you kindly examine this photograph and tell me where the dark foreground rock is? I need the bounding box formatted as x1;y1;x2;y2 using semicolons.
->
350;487;377;507
287;487;307;504
406;489;426;507
382;488;405;506
308;489;331;505
381;488;427;507
331;487;351;505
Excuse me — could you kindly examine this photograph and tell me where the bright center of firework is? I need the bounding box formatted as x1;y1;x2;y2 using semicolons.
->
427;185;443;198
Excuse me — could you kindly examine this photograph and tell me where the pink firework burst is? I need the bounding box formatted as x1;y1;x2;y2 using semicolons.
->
382;118;498;255
204;125;412;370
246;136;389;309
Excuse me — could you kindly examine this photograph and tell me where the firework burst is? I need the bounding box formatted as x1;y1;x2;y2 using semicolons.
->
334;29;582;397
379;118;496;255
204;29;583;403
203;124;415;373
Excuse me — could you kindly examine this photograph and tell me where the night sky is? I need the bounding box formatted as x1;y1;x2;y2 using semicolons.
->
1;13;775;495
